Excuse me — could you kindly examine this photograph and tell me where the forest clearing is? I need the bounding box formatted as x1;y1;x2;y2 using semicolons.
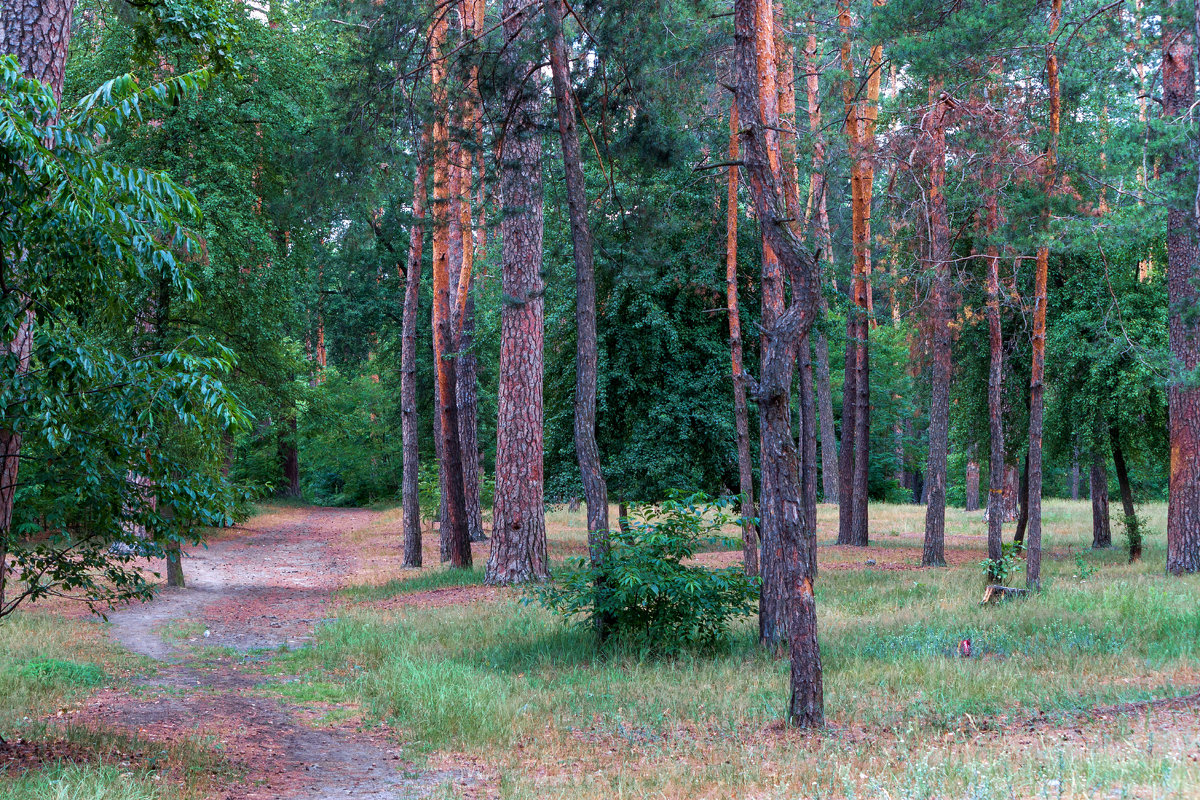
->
4;0;1200;796
1;501;1198;799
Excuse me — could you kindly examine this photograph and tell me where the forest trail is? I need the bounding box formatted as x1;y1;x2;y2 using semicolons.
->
86;506;485;800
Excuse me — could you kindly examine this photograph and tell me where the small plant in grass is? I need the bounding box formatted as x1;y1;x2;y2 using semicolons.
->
1073;552;1096;581
1123;512;1144;562
982;542;1024;585
532;492;758;651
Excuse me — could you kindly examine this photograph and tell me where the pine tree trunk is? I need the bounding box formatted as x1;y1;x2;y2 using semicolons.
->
734;0;824;725
1110;428;1139;560
922;86;952;568
1002;463;1020;521
850;316;870;545
486;0;547;585
965;460;980;512
457;283;486;543
1090;450;1112;549
1163;1;1200;575
802;20;839;505
837;320;858;542
754;0;789;643
401;132;429;568
548;3;611;623
278;414;301;498
1013;454;1029;547
429;10;471;569
799;334;818;572
723;103;760;577
1025;0;1062;590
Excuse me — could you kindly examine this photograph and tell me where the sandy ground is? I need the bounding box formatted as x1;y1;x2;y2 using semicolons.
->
80;506;491;799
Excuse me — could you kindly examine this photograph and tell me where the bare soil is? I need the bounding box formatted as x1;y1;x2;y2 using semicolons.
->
76;506;493;799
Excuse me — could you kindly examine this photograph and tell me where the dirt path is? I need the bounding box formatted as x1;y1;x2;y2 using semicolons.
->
83;506;483;799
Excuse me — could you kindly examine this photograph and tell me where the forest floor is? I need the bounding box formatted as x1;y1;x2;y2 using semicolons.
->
2;500;1200;799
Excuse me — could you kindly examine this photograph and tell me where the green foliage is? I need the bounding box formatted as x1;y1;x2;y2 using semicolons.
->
0;57;247;617
534;493;758;650
982;542;1025;585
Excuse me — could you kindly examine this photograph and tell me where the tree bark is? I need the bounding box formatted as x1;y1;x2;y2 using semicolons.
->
922;86;953;568
1163;0;1200;574
457;279;486;543
277;414;301;498
1110;427;1139;560
722;103;760;577
734;0;824;727
486;0;547;584
0;0;77;612
1090;449;1112;549
401;131;429;568
548;2;612;627
802;19;840;505
1025;0;1062;590
965;460;980;512
429;7;471;569
755;0;790;643
1013;453;1029;547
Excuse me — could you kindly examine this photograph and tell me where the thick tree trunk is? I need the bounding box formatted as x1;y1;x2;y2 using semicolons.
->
1002;463;1020;521
722;103;760;577
985;209;1006;573
429;10;471;569
1163;1;1200;574
803;20;840;505
0;0;77;612
486;0;547;585
734;0;823;726
401;134;429;568
1025;0;1062;590
1090;450;1112;549
548;4;612;632
922;86;952;568
1110;428;1140;560
799;334;818;570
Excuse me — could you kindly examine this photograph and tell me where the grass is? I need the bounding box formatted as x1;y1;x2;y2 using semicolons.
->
339;565;487;602
276;499;1200;799
0;615;222;799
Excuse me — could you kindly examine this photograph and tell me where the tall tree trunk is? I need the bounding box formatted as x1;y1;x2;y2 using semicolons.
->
457;282;486;543
837;322;858;541
723;103;760;576
1025;0;1062;590
755;0;790;643
1013;453;1030;547
803;19;840;505
455;0;485;545
486;0;547;584
1110;427;1140;561
922;86;952;568
734;0;824;726
1163;0;1200;574
548;3;612;627
985;197;1006;574
837;0;874;547
775;8;818;570
429;7;471;568
1090;449;1112;549
965;459;980;512
0;0;77;613
401;132;429;568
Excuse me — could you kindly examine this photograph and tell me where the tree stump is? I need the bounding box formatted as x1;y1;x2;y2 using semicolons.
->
981;584;1030;604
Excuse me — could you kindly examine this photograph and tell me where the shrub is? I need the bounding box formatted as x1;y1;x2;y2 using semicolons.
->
16;658;105;688
533;493;758;650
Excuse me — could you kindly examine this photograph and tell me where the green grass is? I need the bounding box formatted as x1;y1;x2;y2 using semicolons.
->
273;500;1200;798
338;565;487;602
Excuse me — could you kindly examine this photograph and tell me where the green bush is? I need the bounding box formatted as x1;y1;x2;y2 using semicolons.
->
533;493;758;650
